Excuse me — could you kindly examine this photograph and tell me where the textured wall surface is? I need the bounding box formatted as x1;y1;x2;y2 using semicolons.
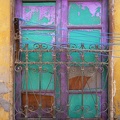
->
113;0;120;119
0;0;13;120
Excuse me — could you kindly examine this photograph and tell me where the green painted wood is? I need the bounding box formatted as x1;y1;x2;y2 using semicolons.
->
69;94;100;118
68;30;101;62
21;30;55;90
23;2;55;25
68;2;101;25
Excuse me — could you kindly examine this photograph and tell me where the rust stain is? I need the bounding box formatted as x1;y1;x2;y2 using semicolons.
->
69;76;90;90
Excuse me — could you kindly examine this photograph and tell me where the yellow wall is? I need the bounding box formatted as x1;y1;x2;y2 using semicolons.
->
0;0;13;120
113;0;120;118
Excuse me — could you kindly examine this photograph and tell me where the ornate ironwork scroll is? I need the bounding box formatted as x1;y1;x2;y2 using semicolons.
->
14;43;109;120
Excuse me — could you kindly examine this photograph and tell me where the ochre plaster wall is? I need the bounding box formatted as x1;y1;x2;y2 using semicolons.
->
0;0;13;120
113;0;120;119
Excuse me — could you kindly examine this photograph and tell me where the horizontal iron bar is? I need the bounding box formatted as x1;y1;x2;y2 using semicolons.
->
69;89;103;94
19;49;109;53
21;90;103;95
21;90;54;96
15;62;108;65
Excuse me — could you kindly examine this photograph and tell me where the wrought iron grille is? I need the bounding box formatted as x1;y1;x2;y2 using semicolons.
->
14;42;109;120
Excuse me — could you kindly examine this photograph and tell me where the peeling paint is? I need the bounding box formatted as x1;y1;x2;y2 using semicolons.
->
0;98;10;112
23;3;55;25
0;82;9;94
80;2;101;17
69;2;101;25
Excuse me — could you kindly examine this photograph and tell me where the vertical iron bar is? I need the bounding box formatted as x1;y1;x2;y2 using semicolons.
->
95;52;99;118
25;44;28;119
53;45;56;119
67;45;70;120
39;44;42;119
81;52;84;119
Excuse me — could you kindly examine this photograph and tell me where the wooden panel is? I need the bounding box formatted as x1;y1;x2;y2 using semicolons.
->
69;76;90;90
22;92;54;117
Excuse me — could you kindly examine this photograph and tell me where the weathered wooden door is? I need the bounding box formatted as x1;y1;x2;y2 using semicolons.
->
15;0;108;119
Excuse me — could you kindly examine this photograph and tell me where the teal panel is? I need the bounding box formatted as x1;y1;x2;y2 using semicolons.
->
102;65;108;90
21;30;55;90
68;30;101;62
23;2;55;25
22;65;54;90
69;94;100;118
21;30;55;47
68;2;101;25
41;65;54;90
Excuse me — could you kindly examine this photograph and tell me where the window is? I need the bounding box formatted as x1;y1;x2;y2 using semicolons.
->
14;0;108;119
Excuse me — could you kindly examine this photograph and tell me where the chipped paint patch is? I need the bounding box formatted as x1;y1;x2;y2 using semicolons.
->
69;2;101;25
0;82;9;94
0;98;10;112
23;2;55;25
80;2;101;17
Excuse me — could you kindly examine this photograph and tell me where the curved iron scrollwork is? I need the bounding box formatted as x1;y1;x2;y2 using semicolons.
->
15;43;109;120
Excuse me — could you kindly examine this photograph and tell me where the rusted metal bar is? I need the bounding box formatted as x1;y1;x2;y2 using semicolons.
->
25;44;28;119
38;44;42;119
69;90;103;94
67;45;70;119
80;52;85;119
53;45;56;119
19;49;109;53
15;61;108;65
95;66;99;118
21;89;103;94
